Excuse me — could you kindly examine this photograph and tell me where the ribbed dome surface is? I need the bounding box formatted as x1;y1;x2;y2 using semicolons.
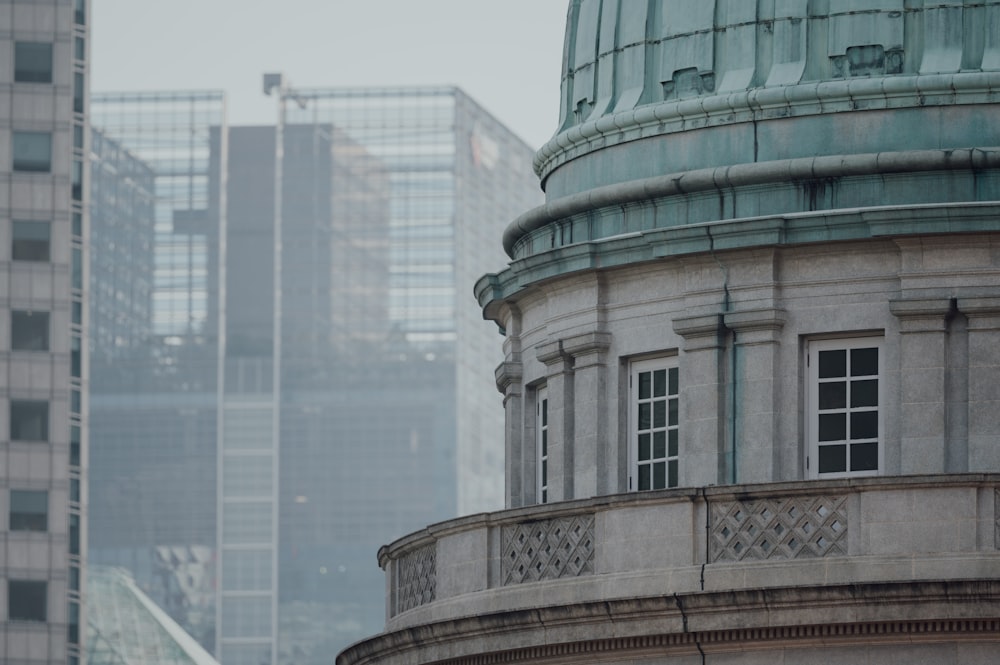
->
557;0;999;134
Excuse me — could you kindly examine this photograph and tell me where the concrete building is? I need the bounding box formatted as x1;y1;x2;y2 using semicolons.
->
87;86;542;663
0;1;89;663
339;2;1000;664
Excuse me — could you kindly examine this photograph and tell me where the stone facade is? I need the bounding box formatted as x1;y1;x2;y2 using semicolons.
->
338;2;1000;663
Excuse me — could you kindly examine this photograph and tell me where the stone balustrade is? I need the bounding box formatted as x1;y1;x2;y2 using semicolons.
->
380;474;1000;629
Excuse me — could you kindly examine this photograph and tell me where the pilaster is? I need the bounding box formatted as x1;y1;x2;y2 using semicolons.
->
958;297;1000;472
889;298;953;475
673;314;727;487
723;308;786;484
536;341;574;502
562;332;612;498
495;361;524;508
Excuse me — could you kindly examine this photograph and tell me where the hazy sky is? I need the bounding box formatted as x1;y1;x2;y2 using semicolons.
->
92;0;569;150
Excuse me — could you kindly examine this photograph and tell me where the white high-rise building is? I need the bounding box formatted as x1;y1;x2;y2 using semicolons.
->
0;1;89;664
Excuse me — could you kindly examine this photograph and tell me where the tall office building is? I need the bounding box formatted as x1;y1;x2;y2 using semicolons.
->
88;86;542;662
88;91;227;650
0;1;89;663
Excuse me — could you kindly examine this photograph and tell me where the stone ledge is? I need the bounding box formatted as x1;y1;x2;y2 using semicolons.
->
338;579;1000;665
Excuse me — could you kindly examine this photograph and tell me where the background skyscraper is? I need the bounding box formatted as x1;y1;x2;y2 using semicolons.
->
1;1;90;663
87;85;542;662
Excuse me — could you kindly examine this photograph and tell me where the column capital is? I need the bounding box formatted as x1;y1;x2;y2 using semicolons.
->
724;308;786;345
889;298;953;333
958;297;1000;331
673;313;725;351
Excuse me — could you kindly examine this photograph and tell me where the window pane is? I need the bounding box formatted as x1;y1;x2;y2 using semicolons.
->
70;425;81;466
653;431;665;459
653;400;665;428
653;369;666;397
12;311;49;351
11;400;48;441
638;433;650;461
851;379;878;407
14;42;52;83
73;72;84;113
818;349;846;378
850;411;878;440
8;580;47;621
74;37;85;60
668;397;678;427
818;381;846;409
818;444;847;473
851;347;878;376
668;460;678;487
13;132;52;172
638;371;651;399
653;461;666;489
818;413;845;441
10;490;47;531
668;367;678;395
71;336;81;378
638;403;650;430
72;248;83;289
541;399;547;426
12;221;50;261
74;0;85;24
69;514;80;555
638;465;650;491
72;160;83;200
668;429;678;457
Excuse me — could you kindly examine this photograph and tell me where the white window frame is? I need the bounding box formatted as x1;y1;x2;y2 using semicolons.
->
806;336;884;479
629;356;680;491
536;386;548;504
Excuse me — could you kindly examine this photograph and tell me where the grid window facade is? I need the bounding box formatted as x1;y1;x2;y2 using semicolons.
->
808;337;883;478
630;357;680;491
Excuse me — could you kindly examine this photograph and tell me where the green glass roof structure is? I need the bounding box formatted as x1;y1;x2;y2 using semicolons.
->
87;567;220;665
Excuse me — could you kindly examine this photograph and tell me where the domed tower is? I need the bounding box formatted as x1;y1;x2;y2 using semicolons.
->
339;2;1000;664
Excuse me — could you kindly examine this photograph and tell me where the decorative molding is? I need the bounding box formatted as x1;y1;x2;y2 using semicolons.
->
428;618;1000;665
710;495;848;562
395;544;436;615
501;515;595;585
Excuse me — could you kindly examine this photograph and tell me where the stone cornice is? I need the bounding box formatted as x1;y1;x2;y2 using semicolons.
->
478;201;1000;313
337;579;1000;665
889;298;955;333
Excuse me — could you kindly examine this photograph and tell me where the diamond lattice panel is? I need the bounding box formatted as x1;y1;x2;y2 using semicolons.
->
501;515;595;586
710;495;848;562
395;544;436;615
